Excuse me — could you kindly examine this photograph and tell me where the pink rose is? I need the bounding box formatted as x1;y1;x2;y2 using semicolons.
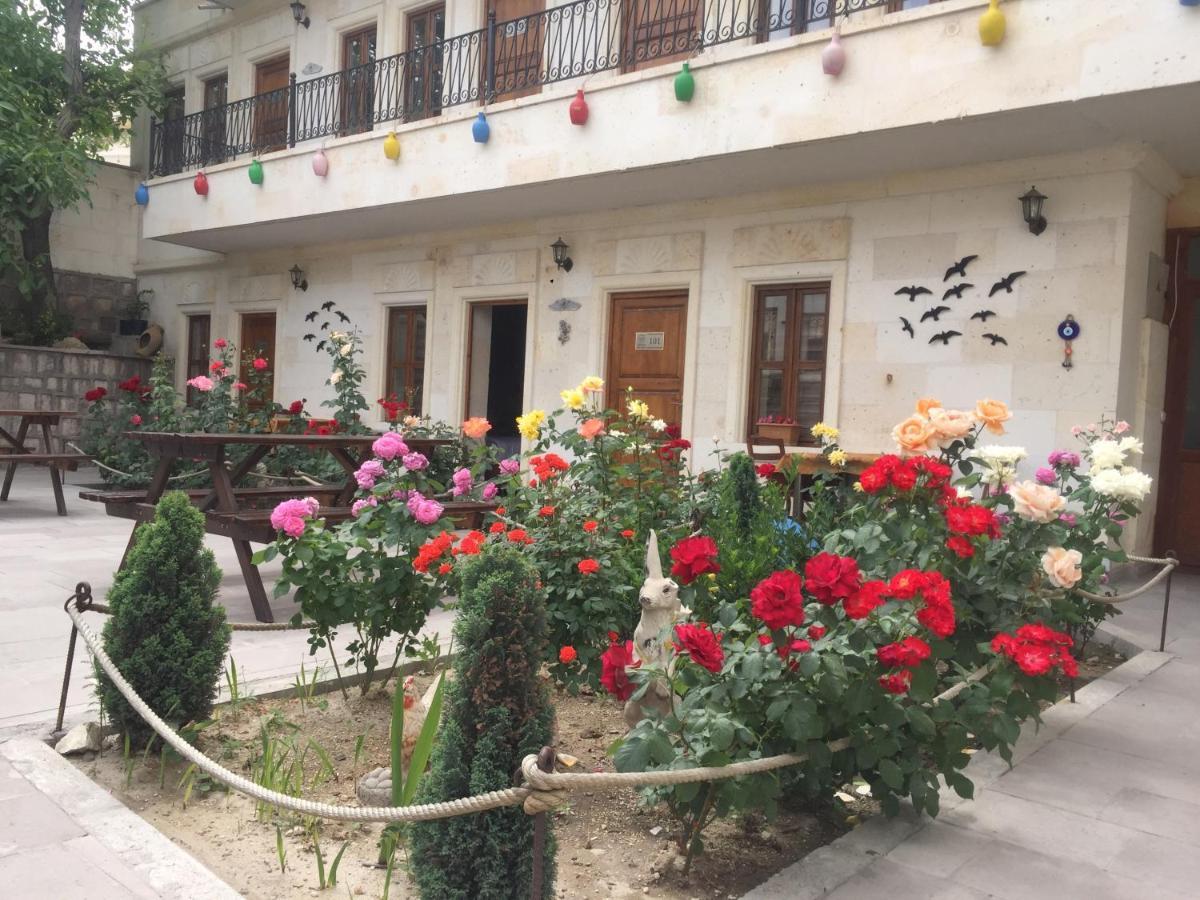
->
270;497;319;538
579;418;606;440
214;338;227;349
351;497;378;517
1009;481;1067;524
1113;420;1130;434
928;408;977;443
186;375;214;393
1042;547;1083;588
403;452;428;471
482;482;498;501
1035;467;1057;486
252;357;267;370
499;458;521;475
406;492;444;525
451;467;473;497
129;414;142;426
355;459;385;489
372;432;409;461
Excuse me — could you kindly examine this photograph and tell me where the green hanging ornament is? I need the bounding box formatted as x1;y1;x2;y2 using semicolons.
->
248;159;264;185
674;62;695;103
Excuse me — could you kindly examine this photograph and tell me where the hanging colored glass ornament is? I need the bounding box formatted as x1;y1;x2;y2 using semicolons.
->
472;111;490;143
134;182;149;206
383;132;400;161
193;171;209;196
979;0;1006;46
248;159;264;185
1181;0;1200;7
312;148;329;176
569;89;589;125
821;32;846;76
674;62;695;102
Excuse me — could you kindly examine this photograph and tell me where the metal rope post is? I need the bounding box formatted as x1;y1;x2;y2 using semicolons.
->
1160;550;1177;653
54;582;94;737
530;746;555;900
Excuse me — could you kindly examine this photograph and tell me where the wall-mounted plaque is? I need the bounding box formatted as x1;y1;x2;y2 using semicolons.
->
635;331;665;350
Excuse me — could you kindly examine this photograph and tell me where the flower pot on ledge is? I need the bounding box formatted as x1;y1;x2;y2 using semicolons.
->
755;422;804;445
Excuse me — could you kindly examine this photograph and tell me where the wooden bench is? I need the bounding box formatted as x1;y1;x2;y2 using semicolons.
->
0;452;87;469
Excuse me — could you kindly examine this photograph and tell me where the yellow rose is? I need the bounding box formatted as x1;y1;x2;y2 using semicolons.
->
892;414;937;456
1010;481;1066;523
915;397;942;417
828;449;847;467
516;409;546;441
1042;547;1083;589
580;376;604;393
560;388;585;410
811;422;840;443
975;398;1012;436
627;399;650;420
928;408;977;443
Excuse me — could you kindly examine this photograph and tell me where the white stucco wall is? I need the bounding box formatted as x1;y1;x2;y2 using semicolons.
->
50;162;141;279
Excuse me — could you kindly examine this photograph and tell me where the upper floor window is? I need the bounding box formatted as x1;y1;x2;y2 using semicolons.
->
341;24;377;134
201;73;228;166
748;283;829;443
406;4;445;121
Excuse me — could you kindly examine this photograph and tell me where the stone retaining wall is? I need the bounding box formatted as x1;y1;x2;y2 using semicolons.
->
0;345;151;443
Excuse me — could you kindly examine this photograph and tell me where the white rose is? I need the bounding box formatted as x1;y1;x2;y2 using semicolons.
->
340;343;354;357
330;370;343;385
1089;439;1124;470
1094;468;1152;501
977;445;1027;466
1118;437;1144;456
650;418;667;432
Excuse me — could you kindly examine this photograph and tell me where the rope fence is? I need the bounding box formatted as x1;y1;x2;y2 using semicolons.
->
65;442;324;487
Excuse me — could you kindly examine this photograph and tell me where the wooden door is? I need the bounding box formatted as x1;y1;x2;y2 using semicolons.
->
489;0;544;101
341;25;377;134
606;291;688;427
160;85;186;175
386;305;427;414
1155;229;1200;565
185;314;212;404
240;313;277;405
622;0;701;73
254;55;290;152
406;4;445;121
201;74;228;165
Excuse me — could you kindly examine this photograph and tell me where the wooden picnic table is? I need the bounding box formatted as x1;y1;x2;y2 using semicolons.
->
0;409;88;516
96;431;452;623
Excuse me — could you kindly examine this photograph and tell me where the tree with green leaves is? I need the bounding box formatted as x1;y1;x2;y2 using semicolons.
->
0;0;164;344
409;544;556;899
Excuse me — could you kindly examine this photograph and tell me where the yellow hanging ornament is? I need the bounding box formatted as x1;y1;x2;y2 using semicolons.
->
978;0;1006;46
383;132;401;161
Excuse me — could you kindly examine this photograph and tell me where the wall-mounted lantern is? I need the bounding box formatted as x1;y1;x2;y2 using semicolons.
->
550;237;573;272
1019;186;1047;236
289;264;308;291
289;0;310;28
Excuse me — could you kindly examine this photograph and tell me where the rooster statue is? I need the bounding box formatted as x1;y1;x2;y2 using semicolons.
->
355;675;431;807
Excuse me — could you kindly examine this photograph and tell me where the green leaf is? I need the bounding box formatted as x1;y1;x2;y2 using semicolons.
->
906;707;935;739
879;758;903;791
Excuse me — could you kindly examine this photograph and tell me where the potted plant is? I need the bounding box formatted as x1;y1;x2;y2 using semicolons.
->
755;414;803;444
118;290;152;336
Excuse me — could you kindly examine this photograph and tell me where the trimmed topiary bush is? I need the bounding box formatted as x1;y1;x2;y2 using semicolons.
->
97;491;230;748
410;544;556;899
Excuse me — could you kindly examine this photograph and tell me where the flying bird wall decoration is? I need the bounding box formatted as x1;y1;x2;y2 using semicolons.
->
895;286;932;302
982;333;1008;346
320;300;336;311
304;311;318;322
900;316;914;338
920;306;951;322
944;255;978;281
970;310;997;322
943;283;973;301
929;331;962;345
988;271;1026;296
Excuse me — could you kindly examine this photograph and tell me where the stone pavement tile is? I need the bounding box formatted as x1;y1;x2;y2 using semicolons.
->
1136;659;1200;697
0;791;86;854
1104;831;1200;897
884;819;994;879
826;858;992;900
743;844;873;900
65;834;161;899
949;835;1192;900
0;841;150;899
938;789;1137;866
0;756;38;801
1060;687;1200;769
1098;787;1200;848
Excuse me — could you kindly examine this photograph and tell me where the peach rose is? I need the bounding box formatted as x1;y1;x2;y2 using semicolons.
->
976;399;1012;436
928;407;977;443
462;417;492;439
578;418;606;440
1042;547;1083;589
1009;480;1066;523
892;414;938;455
915;397;942;417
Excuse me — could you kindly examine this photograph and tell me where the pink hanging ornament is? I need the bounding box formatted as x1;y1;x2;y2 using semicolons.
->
822;32;846;76
312;148;329;176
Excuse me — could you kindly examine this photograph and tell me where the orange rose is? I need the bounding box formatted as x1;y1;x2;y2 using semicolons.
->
579;418;606;440
1041;547;1083;589
928;407;977;443
975;399;1012;436
892;415;937;456
462;417;492;439
1010;481;1066;523
915;397;942;417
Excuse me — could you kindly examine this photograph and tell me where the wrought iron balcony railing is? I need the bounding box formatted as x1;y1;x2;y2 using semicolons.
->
150;0;891;177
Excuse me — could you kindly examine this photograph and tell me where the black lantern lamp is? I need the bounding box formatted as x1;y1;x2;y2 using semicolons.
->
550;237;573;272
289;264;308;291
290;0;310;28
1019;186;1048;236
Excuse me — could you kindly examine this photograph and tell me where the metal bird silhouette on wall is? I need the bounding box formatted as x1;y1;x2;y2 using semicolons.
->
304;310;318;322
335;310;351;323
988;271;1026;296
316;339;327;352
320;300;336;311
929;330;962;345
943;283;973;301
970;310;997;322
895;286;932;302
900;316;914;338
944;255;978;281
920;306;951;322
303;333;315;342
982;333;1008;346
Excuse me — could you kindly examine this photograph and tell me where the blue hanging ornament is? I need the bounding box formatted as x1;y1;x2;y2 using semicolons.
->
134;182;149;206
472;111;490;144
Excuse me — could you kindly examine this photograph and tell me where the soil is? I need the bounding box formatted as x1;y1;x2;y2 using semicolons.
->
71;643;1126;899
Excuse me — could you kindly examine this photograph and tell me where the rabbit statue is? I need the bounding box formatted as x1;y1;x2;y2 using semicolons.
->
624;529;691;728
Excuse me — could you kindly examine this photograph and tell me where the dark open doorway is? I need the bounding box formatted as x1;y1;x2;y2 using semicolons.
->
466;300;527;457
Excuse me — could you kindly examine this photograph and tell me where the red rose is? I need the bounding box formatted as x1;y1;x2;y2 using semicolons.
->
209;360;224;373
621;529;635;540
757;634;773;648
438;563;452;575
991;623;1077;678
578;558;600;575
252;357;268;370
669;535;721;585
888;569;929;599
879;670;913;694
876;636;931;669
317;426;332;436
843;580;888;620
559;646;577;665
600;639;637;701
890;464;918;492
288;400;304;414
118;375;141;392
214;338;227;349
607;630;620;642
129;414;142;426
84;387;107;402
539;506;555;517
859;465;888;493
489;522;507;534
777;638;811;660
945;535;975;558
673;623;724;673
804;552;861;605
1015;623;1072;647
756;463;777;478
749;570;805;629
807;624;827;640
1013;643;1055;676
583;520;598;533
507;528;532;544
917;599;956;638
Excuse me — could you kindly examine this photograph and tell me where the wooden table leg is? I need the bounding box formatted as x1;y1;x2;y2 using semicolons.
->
197;444;271;511
41;422;67;516
0;419;30;501
328;445;363;505
120;456;174;568
208;453;275;623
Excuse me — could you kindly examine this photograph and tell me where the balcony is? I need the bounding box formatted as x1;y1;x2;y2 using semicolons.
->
150;0;873;176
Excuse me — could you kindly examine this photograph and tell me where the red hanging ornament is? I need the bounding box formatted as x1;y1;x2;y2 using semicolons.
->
569;89;589;126
194;171;209;196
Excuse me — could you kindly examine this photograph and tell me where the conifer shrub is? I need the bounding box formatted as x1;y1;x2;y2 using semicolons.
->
410;544;556;899
97;491;230;748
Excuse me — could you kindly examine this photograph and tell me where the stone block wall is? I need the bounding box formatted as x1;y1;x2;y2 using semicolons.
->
0;346;151;443
53;270;138;341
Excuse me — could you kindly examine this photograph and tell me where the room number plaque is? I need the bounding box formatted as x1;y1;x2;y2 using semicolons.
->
634;331;665;350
